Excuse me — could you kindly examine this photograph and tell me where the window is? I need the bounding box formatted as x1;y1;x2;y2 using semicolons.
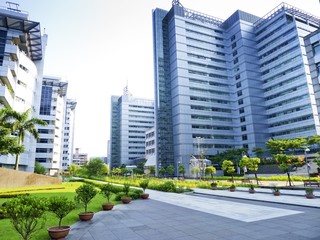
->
238;99;243;105
236;82;241;88
239;107;244;114
240;117;246;122
233;58;238;64
242;135;248;140
313;42;320;55
231;35;236;41
232;42;237;49
232;50;238;56
237;90;242;96
235;74;241;80
241;126;247;131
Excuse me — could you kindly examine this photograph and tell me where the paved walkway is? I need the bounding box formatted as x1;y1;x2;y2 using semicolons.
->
66;188;320;240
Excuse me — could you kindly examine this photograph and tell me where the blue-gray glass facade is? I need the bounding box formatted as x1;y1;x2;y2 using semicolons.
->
153;2;320;172
39;86;52;115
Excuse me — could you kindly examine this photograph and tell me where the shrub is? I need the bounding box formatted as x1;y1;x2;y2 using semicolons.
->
139;179;149;193
4;195;48;240
99;183;113;203
305;188;314;195
115;192;125;201
75;183;98;213
47;196;75;228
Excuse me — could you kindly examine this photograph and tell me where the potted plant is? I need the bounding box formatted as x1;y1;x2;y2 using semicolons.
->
305;188;315;199
100;183;114;210
75;183;98;221
272;186;281;196
47;196;76;239
139;179;149;199
4;195;47;240
229;184;236;192
210;181;218;190
121;183;132;204
248;184;256;194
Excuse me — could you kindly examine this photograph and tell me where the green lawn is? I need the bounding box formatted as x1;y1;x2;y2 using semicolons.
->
0;182;115;240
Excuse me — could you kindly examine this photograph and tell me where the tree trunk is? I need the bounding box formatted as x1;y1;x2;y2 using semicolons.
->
287;172;292;186
14;154;20;170
254;172;259;185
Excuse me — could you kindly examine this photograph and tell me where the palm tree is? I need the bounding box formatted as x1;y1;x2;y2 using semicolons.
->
1;108;47;170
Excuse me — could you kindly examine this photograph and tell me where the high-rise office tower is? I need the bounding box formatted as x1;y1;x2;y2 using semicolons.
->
0;3;47;171
36;76;68;175
153;1;320;173
110;86;154;168
62;99;77;171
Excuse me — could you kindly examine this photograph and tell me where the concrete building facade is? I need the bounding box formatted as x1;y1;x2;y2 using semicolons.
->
110;87;154;168
62;99;77;171
0;4;47;171
35;76;67;175
153;1;320;172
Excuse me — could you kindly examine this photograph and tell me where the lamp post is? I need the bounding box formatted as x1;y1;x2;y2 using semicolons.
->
242;151;247;176
305;148;311;186
176;160;181;178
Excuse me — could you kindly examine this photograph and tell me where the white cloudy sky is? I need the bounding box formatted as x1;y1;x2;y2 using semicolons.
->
6;0;320;157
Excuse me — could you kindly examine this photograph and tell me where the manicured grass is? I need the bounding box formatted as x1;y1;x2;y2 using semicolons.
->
0;182;117;240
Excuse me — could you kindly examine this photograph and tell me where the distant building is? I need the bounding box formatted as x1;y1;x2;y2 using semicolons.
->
0;3;47;172
110;86;154;168
35;76;68;175
72;148;88;166
144;127;156;174
62;99;77;171
153;1;320;174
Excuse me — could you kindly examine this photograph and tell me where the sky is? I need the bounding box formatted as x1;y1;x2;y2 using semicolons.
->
3;0;319;157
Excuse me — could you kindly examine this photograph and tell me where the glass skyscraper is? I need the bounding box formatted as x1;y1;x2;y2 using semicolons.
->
153;1;320;173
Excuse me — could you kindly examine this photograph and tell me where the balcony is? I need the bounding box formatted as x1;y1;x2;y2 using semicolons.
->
0;65;15;93
5;44;19;61
0;85;14;107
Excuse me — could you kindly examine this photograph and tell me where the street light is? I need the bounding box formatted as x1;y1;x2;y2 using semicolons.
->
305;148;311;186
242;151;247;176
176;159;181;178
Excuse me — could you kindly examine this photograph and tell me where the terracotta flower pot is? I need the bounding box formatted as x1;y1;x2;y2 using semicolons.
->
273;191;281;196
305;194;315;199
102;203;114;211
47;226;70;239
249;189;256;194
121;197;132;204
78;212;94;221
140;193;149;199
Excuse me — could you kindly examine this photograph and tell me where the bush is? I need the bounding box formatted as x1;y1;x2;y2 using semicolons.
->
115;192;125;201
47;196;76;228
75;183;98;213
4;195;48;240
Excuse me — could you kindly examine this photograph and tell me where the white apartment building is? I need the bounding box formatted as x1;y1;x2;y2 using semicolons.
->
35;76;68;175
62;99;77;171
72;148;88;166
0;4;47;172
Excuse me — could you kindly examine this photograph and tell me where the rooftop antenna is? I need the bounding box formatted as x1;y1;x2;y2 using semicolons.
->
172;0;184;8
6;1;20;12
123;79;132;97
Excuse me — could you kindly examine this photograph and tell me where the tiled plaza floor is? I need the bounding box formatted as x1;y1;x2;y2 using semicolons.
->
66;188;320;240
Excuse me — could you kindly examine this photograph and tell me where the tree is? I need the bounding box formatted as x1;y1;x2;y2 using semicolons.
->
68;164;80;176
1;108;47;170
85;158;105;177
0;109;24;156
158;167;166;177
275;154;304;186
205;166;216;179
239;156;260;184
5;195;48;240
222;160;236;183
111;167;122;176
190;167;200;178
252;147;265;159
166;165;175;177
178;164;186;177
0;125;24;156
149;166;156;175
34;162;46;175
